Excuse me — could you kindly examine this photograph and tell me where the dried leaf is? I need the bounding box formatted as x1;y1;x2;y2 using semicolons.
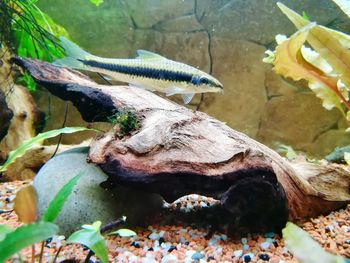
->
333;0;350;18
273;23;343;112
13;185;37;224
277;2;350;92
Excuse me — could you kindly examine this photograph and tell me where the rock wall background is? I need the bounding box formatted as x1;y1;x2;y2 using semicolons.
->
37;0;350;157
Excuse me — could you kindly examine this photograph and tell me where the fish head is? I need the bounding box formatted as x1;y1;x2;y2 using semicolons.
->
190;74;224;93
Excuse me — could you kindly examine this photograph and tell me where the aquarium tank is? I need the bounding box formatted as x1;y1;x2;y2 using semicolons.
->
0;0;349;262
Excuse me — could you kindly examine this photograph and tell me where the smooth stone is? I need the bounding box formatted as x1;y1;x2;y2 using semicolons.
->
233;250;243;258
191;252;205;260
260;241;271;250
34;147;163;235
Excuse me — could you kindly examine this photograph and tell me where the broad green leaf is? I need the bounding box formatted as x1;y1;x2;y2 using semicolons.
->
13;185;37;224
277;2;350;92
0;222;59;262
0;225;13;242
43;172;85;222
283;222;346;263
108;228;137;237
273;23;343;112
67;221;108;263
90;0;104;6
82;221;102;231
0;127;94;172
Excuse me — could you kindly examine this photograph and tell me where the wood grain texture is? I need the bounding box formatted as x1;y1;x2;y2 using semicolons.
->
13;57;350;232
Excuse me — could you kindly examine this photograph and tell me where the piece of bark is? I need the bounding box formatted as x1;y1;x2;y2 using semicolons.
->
12;57;350;232
0;91;13;143
0;51;42;168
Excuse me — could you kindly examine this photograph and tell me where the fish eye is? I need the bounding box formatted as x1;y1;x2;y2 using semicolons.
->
191;75;210;85
199;77;209;84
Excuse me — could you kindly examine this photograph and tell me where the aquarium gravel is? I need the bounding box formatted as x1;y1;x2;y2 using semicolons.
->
1;180;349;262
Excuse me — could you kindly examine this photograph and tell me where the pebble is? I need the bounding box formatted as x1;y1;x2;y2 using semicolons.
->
260;241;271;250
243;253;254;262
233;250;243;258
191;252;205;260
259;253;270;260
149;232;160;240
1;181;350;262
161;254;178;263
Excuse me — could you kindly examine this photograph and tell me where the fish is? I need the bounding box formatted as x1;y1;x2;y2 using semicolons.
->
54;37;223;104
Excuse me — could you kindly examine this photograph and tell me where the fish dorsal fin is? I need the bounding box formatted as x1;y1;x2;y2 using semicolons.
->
136;50;166;60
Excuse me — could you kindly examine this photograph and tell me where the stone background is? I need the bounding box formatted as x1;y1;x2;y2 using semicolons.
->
37;0;350;157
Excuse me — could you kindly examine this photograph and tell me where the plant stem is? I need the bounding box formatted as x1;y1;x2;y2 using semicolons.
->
31;244;35;263
100;217;126;234
38;241;44;263
52;246;63;263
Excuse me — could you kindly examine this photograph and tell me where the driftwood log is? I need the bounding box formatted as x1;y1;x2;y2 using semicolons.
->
13;57;350;232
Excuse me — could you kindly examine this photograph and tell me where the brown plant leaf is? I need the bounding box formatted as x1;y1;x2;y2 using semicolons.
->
13;185;38;223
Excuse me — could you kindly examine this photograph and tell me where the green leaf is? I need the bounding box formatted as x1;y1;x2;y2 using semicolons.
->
283;222;346;263
90;0;104;6
0;225;13;242
108;228;137;237
276;144;298;161
0;127;95;173
17;72;37;92
67;221;108;263
43;172;85;222
0;222;58;262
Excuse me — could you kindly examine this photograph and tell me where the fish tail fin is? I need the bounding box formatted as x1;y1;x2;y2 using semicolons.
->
53;36;94;70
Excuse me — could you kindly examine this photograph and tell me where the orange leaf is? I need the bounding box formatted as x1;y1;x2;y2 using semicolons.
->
13;185;38;223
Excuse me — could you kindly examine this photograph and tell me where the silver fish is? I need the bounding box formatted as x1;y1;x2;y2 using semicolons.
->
54;37;224;104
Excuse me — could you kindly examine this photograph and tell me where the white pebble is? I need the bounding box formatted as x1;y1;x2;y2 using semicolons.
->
149;232;159;240
161;254;178;263
200;201;207;208
233;250;243;258
260;241;271;250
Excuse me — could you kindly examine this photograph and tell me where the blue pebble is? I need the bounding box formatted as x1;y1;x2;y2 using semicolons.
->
191;252;205;260
243;244;249;250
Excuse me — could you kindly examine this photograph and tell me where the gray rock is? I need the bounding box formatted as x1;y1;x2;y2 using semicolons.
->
34;147;163;235
197;0;342;44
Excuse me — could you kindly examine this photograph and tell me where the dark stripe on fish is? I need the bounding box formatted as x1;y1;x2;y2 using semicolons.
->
81;59;193;83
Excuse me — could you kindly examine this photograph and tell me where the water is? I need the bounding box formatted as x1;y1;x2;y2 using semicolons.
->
30;0;350;157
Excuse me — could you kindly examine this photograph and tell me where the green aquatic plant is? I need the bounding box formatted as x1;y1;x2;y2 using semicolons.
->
90;0;104;7
67;221;108;263
264;2;350;127
0;126;95;173
108;108;140;136
283;222;348;263
0;171;135;262
0;172;84;262
0;0;69;91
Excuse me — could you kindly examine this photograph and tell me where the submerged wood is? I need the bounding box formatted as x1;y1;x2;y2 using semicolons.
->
13;57;350;231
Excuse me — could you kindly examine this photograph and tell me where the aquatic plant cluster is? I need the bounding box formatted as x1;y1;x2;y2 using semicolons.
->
264;1;350;130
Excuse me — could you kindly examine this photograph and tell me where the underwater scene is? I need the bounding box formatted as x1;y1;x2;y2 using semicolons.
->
0;0;350;262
